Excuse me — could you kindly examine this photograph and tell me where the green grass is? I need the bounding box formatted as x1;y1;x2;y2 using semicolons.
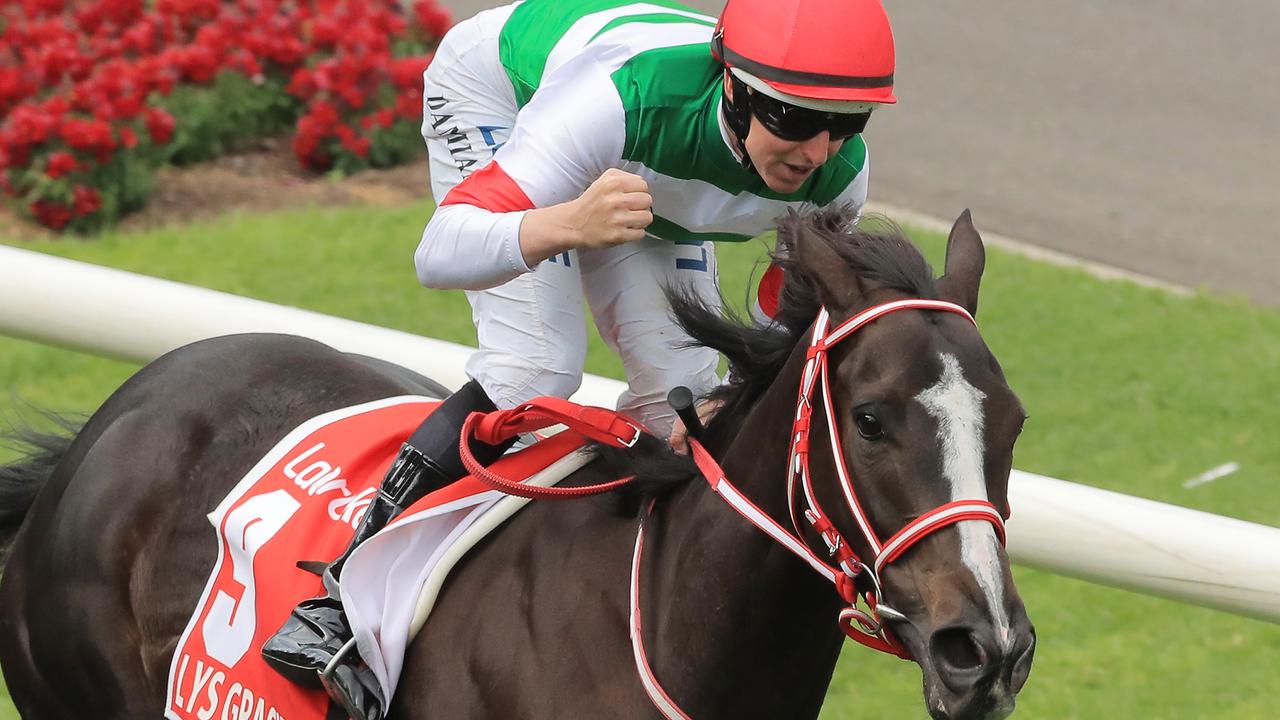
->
2;202;1278;719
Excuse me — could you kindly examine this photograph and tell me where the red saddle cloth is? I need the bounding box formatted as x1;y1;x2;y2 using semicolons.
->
164;395;587;720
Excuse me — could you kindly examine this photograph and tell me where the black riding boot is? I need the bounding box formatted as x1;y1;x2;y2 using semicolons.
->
261;380;512;720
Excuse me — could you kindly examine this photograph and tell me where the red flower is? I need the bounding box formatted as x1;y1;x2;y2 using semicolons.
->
145;107;175;144
156;0;220;26
123;18;160;54
7;104;60;146
336;124;369;158
227;50;263;79
42;95;70;116
109;73;147;118
265;37;307;67
292;130;317;159
138;56;179;95
31;200;73;230
394;90;422;120
73;185;102;216
0;68;38;117
61;116;116;153
0;129;31;170
413;0;452;39
310;17;343;49
103;0;145;27
286;68;316;100
194;23;232;62
337;84;366;109
24;0;67;17
308;100;340;131
120;126;139;148
391;56;431;91
170;44;219;83
340;23;388;55
292;127;329;171
360;108;394;130
45;151;81;179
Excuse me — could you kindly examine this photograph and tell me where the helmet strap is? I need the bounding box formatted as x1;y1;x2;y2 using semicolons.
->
722;72;756;173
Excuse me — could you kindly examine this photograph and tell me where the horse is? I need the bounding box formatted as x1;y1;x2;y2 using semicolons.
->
0;206;1034;719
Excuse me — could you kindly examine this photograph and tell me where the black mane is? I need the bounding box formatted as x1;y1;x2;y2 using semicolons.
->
676;206;935;444
597;206;938;503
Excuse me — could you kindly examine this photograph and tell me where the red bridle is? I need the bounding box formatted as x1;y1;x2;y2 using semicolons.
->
462;299;1010;718
780;298;1007;655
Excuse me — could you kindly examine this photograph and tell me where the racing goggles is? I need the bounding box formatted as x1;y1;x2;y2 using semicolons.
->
747;88;871;142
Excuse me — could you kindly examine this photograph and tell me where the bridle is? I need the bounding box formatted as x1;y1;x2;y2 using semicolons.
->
780;298;1007;652
461;298;1010;719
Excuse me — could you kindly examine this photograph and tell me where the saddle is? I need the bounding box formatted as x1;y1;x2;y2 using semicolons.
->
164;395;627;720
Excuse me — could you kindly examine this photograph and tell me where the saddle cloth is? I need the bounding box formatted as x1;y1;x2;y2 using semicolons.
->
164;395;591;720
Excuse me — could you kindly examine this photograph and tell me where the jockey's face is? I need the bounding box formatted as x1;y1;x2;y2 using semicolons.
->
724;74;852;194
746;116;845;194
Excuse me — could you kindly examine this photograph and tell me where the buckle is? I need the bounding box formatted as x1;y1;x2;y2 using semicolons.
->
620;424;641;448
822;533;842;557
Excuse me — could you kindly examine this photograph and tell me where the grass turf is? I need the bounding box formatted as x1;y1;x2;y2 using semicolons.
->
1;201;1277;719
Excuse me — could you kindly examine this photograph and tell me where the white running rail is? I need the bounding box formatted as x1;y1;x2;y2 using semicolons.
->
2;245;1278;623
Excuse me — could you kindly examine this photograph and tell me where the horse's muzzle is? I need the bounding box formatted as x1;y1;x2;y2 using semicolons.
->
911;610;1036;720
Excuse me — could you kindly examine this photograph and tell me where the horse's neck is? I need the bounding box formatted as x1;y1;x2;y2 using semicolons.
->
643;345;846;717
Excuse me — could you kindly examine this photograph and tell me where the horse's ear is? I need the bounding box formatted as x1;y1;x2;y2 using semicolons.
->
792;218;862;310
938;209;986;316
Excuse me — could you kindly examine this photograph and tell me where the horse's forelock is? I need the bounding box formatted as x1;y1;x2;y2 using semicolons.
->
775;206;938;306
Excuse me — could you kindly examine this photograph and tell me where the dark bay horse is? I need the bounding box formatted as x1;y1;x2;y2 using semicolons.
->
0;208;1033;719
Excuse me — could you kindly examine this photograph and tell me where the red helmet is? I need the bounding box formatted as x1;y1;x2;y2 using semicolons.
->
712;0;897;112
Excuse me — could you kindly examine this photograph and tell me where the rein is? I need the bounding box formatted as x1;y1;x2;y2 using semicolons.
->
457;299;1009;719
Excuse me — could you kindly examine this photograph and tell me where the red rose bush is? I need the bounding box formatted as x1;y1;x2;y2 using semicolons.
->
0;0;449;232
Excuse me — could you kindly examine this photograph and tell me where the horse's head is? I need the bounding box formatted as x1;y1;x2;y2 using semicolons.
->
778;209;1035;719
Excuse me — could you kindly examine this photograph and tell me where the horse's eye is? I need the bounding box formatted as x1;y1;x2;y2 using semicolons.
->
855;412;884;440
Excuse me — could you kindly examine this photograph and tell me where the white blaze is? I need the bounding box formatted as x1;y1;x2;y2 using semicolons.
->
915;353;1012;646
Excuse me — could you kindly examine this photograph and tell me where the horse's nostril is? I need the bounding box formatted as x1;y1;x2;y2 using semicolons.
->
931;626;987;673
1009;634;1036;694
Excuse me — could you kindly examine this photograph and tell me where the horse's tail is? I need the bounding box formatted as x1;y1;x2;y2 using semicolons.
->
0;418;79;564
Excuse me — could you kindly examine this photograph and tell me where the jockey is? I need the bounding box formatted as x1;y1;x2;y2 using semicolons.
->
263;0;895;716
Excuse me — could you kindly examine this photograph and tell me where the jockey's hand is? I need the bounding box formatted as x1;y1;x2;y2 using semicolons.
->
570;168;653;249
669;398;725;456
519;169;652;265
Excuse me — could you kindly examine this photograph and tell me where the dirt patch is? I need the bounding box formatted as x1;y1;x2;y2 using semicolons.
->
0;137;431;239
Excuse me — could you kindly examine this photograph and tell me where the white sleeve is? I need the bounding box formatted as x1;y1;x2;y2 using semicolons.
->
491;64;626;207
414;204;530;290
415;64;626;290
